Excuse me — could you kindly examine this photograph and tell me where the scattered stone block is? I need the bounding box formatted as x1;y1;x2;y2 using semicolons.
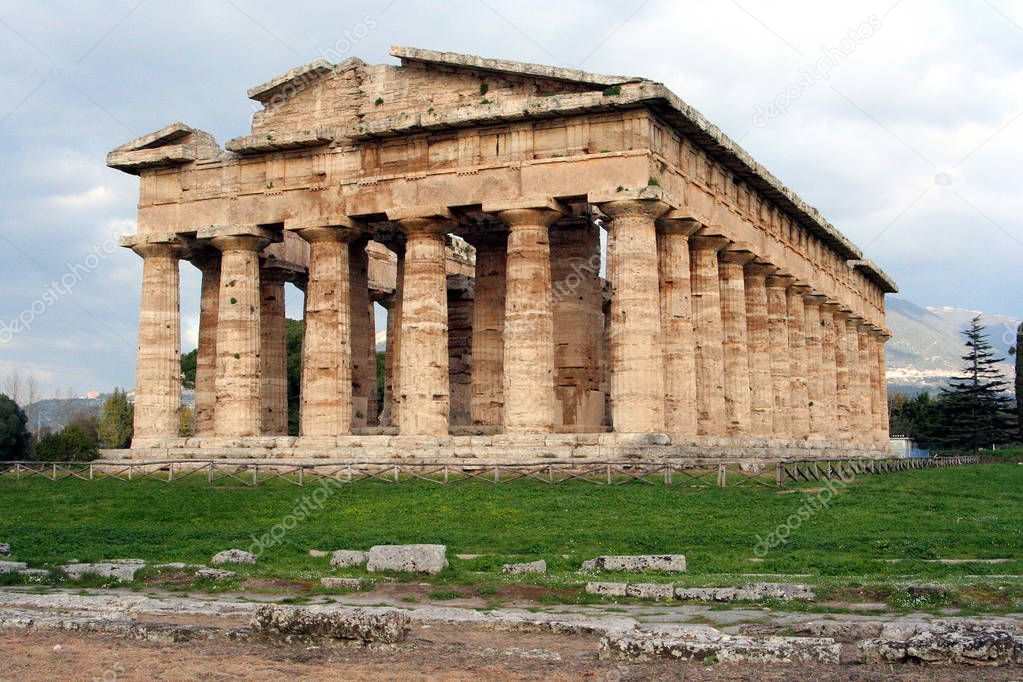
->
581;555;686;573
585;582;628;597
501;560;546;575
61;561;145;582
321;577;366;590
859;623;1023;666
195;568;235;581
793;620;884;641
308;550;329;558
366;544;447;574
906;583;947;598
211;550;256;566
330;550;368;568
601;628;840;664
17;569;49;578
0;543;9;556
625;583;675;601
251;605;410;643
0;562;28;574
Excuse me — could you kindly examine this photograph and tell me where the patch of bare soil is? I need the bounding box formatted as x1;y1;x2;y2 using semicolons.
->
2;624;1021;681
238;577;315;593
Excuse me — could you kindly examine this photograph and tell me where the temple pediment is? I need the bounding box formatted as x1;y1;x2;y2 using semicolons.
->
107;122;220;175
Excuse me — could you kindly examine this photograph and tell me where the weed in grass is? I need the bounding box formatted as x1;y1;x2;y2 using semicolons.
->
428;589;463;601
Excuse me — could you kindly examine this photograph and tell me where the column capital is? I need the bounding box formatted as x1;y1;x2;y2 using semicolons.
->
765;269;795;289
719;242;756;265
857;321;875;334
591;186;676;221
821;299;843;314
209;234;270;253
689;228;731;253
121;234;187;259
385;206;457;237
744;259;778;279
656;209;707;236
286;215;361;244
804;292;829;306
485;197;569;229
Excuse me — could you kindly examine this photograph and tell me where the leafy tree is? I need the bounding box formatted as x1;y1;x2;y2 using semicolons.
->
98;389;133;448
34;425;99;462
889;391;943;448
181;348;198;389
178;404;194;437
935;316;1016;452
0;394;30;460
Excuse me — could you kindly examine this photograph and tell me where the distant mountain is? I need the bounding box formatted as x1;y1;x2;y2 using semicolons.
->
886;297;1018;394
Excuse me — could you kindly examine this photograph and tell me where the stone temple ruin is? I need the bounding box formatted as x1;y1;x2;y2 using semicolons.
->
107;46;897;462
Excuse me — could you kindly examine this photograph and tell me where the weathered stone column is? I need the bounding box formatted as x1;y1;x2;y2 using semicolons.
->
126;237;184;441
550;217;605;431
389;208;453;436
689;231;731;436
485;198;564;433
596;192;671;433
866;326;884;444
447;274;474;426
379;243;405;428
844;315;867;442
765;271;794;438
857;321;875;444
718;243;756;435
463;230;506;427
819;301;841;441
287;218;357;438
259;266;288;435
190;249;220;437
744;260;777;437
209;230;271;437
786;282;812;439
875;328;891;443
803;293;828;440
349;237;374;427
367;297;378;424
833;307;853;440
655;213;700;436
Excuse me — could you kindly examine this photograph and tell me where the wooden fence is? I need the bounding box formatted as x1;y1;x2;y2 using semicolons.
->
0;456;979;489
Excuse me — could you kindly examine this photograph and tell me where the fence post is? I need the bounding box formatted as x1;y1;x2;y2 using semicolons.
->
444;465;449;484
494;465;500;483
207;462;213;486
717;463;726;488
776;462;784;487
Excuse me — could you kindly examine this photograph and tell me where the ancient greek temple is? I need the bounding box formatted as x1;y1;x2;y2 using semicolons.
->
107;47;897;461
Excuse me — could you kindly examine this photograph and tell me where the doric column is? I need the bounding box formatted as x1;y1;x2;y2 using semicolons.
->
379;243;405;428
485;198;565;433
388;208;453;436
655;213;701;436
866;325;884;444
819;301;841;441
367;296;378;424
209;231;271;437
689;231;731;436
764;271;794;438
718;243;756;435
856;321;875;444
786;282;812;439
833;307;853;440
190;249;220;437
803;293;828;440
259;266;288;435
596;194;671;433
844;315;867;441
349;237;375;427
743;260;777;437
287;218;358;438
875;328;891;443
126;237;184;440
462;230;507;427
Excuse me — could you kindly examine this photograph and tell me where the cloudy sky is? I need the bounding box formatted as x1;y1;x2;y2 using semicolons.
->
0;0;1020;397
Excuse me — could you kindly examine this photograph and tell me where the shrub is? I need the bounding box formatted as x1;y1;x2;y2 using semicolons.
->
0;394;30;460
98;389;133;449
34;425;99;462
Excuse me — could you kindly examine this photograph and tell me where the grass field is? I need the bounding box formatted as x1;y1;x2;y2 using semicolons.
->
1;462;1021;612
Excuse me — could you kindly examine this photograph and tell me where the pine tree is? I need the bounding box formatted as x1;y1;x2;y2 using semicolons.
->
935;316;1015;452
1014;322;1023;436
97;388;133;449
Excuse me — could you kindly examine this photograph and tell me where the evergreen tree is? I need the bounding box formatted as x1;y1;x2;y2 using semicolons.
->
1012;322;1023;436
0;394;30;460
98;389;133;449
935;316;1015;452
180;348;197;389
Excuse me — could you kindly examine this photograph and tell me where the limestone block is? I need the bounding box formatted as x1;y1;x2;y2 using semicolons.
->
251;605;410;643
600;630;840;664
625;583;675;600
366;544;448;574
320;577;367;590
195;567;236;580
585;582;628;597
0;543;9;556
859;623;1023;666
501;560;547;575
211;549;256;565
0;561;27;574
330;550;368;568
61;561;145;582
582;555;686;573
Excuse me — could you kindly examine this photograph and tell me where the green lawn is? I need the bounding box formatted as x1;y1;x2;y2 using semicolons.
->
1;463;1019;585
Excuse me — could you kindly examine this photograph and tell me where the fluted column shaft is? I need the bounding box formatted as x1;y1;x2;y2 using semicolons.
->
744;262;776;436
856;323;874;443
690;234;730;436
259;268;288;435
380;246;405;428
211;235;267;437
843;316;866;440
397;218;450;436
601;199;670;433
866;329;884;444
875;331;891;442
803;294;827;439
496;207;561;433
295;226;356;437
192;252;220;437
819;302;840;441
656;219;699;435
786;284;812;439
349;237;374;427
833;310;852;439
765;274;794;438
465;232;507;427
131;242;183;440
719;248;755;435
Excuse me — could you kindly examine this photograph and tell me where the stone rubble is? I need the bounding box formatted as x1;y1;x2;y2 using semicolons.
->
581;555;687;573
330;550;368;568
211;549;256;566
366;544;447;574
600;626;841;664
195;568;236;581
585;581;815;602
859;622;1023;666
501;560;546;575
251;605;410;643
0;562;27;574
0;543;9;556
60;561;146;582
321;577;366;590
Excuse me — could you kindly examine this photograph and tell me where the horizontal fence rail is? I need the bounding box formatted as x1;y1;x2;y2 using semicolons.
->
0;456;980;489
